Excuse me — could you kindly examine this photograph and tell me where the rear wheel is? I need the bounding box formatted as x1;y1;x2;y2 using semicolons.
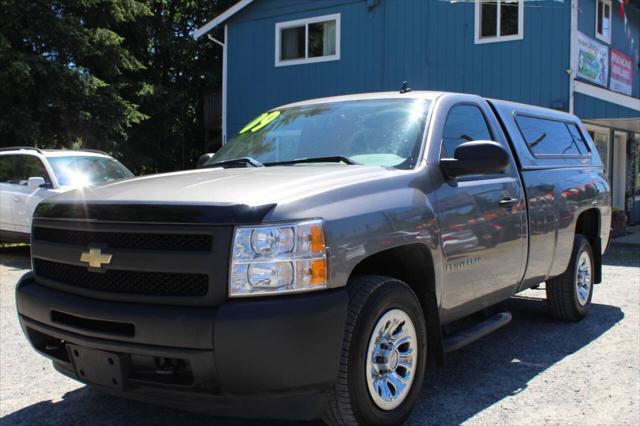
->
546;234;594;321
324;276;426;426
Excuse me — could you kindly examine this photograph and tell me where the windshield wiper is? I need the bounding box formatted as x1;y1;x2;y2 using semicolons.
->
204;157;264;168
265;156;361;166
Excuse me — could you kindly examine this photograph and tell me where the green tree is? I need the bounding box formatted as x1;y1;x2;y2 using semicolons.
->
0;0;151;152
121;0;235;173
0;0;235;173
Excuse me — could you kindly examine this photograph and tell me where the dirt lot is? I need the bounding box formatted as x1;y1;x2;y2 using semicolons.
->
1;245;638;425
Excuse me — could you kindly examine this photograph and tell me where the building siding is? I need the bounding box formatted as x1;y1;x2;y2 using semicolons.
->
575;92;639;119
225;0;573;136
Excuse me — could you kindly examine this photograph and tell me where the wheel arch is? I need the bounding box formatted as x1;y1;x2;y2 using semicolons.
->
347;243;444;367
574;208;602;283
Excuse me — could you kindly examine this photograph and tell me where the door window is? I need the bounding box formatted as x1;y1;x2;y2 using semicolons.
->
0;155;51;186
441;104;493;158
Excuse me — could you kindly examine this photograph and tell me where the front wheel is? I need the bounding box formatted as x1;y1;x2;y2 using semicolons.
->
324;276;427;426
546;234;594;321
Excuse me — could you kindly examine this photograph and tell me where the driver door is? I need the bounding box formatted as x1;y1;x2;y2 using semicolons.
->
433;102;527;320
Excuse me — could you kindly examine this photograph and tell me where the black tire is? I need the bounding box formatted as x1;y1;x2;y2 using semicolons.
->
323;276;427;426
546;234;594;321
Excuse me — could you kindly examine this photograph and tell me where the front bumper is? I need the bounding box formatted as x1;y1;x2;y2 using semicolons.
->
16;273;348;420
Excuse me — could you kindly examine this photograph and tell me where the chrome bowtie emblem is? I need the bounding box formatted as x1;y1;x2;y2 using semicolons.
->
80;248;113;269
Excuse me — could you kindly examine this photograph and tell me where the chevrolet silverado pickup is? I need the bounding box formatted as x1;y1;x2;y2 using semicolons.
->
16;91;611;425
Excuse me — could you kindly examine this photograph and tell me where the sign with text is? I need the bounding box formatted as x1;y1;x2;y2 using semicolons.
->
610;49;633;96
577;32;609;87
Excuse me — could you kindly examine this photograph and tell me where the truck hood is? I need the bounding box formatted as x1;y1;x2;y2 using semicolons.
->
45;165;399;207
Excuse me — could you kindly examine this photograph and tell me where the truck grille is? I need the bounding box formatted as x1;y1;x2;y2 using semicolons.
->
30;220;233;306
34;259;208;297
33;227;212;251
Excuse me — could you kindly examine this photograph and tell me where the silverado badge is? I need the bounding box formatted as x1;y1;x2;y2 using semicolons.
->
80;248;113;269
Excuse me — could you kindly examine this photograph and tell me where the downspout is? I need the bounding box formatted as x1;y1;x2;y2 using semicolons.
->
208;26;228;144
568;0;578;114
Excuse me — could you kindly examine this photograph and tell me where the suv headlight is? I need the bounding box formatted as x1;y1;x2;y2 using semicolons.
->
229;220;328;297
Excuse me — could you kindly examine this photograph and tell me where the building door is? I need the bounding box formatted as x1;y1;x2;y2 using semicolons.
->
587;126;611;182
612;131;628;209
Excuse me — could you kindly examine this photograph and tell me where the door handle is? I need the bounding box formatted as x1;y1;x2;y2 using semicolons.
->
499;197;518;208
12;196;21;202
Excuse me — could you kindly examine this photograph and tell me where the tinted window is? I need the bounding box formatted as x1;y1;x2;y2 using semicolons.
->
566;124;590;155
516;115;588;156
0;155;50;185
441;105;493;157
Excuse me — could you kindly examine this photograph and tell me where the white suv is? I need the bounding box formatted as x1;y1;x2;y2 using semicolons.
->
0;147;134;242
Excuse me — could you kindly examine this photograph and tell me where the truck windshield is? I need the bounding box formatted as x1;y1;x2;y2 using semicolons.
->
48;156;134;187
209;99;431;169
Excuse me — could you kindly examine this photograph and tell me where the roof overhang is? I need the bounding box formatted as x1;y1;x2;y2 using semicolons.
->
193;0;254;40
583;118;640;133
575;81;640;112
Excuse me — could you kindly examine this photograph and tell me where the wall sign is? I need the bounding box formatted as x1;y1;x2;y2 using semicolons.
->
609;48;633;96
577;32;609;87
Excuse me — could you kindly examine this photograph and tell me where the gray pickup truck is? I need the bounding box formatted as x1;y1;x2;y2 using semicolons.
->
16;91;611;425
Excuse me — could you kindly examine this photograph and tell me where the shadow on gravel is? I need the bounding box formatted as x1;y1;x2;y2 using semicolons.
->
408;294;624;425
0;387;309;426
0;244;31;270
1;294;623;426
602;246;639;267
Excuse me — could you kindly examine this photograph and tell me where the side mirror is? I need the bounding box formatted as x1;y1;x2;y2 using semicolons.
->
197;153;215;168
440;141;510;178
27;176;46;191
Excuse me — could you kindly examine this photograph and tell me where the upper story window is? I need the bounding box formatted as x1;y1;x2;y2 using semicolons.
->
475;0;524;44
275;14;340;67
595;0;612;44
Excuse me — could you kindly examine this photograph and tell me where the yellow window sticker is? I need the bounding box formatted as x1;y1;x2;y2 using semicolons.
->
239;111;281;134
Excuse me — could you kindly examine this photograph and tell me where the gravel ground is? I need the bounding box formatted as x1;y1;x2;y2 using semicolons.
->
1;245;638;425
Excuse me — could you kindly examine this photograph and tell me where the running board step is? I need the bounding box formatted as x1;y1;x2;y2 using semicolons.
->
443;311;512;353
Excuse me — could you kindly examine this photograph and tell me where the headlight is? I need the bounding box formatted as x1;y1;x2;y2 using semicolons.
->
229;220;328;297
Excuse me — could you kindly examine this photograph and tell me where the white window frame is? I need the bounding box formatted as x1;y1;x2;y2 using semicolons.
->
595;0;612;44
275;13;341;67
474;0;524;44
585;124;611;177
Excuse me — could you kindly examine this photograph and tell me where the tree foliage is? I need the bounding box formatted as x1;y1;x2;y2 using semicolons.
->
0;0;235;173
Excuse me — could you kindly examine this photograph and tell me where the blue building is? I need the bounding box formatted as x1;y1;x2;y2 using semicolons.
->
195;0;640;221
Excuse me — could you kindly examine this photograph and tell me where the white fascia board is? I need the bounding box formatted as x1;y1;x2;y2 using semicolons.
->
575;81;640;112
193;0;253;40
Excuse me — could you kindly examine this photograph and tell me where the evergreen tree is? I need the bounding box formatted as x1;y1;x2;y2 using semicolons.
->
0;0;235;173
0;0;151;152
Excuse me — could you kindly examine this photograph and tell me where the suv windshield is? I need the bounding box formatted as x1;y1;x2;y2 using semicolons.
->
209;99;431;169
48;156;133;187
